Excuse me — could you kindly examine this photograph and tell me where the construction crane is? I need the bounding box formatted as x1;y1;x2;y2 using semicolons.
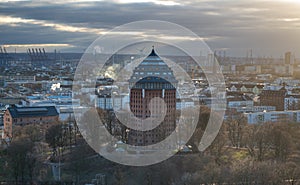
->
42;48;47;59
27;49;34;61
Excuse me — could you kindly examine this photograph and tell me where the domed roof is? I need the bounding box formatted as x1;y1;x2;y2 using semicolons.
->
129;47;177;88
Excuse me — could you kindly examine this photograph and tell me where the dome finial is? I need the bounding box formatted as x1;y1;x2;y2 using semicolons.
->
149;46;156;56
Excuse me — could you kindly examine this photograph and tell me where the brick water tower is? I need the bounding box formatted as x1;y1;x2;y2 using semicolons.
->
128;47;177;146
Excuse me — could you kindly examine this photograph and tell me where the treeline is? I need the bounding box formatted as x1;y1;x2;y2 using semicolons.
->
0;120;94;185
155;107;300;184
1;107;300;184
108;107;300;184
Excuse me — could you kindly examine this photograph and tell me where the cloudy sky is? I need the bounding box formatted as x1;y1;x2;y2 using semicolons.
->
0;0;300;57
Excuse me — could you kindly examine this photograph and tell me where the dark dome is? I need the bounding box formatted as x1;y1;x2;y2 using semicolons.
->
129;47;177;88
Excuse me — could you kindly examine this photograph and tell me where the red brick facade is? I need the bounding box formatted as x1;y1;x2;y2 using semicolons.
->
128;88;176;145
2;106;58;139
260;87;286;111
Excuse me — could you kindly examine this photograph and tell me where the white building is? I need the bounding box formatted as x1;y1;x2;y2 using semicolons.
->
236;106;276;113
228;100;254;108
244;110;300;124
274;77;300;87
284;95;300;110
95;94;129;111
1;75;35;82
176;98;194;110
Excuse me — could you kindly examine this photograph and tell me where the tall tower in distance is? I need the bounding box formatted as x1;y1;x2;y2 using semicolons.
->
128;47;177;146
285;51;295;76
285;51;292;64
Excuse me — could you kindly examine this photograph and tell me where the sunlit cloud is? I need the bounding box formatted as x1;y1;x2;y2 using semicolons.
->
0;15;108;35
278;18;300;22
0;43;74;53
0;0;30;1
275;0;300;4
0;0;182;6
149;34;224;41
48;0;183;6
203;11;221;16
0;15;152;37
113;0;181;6
2;44;72;47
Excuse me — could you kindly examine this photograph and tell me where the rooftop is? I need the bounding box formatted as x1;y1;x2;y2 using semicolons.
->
129;47;177;87
7;106;58;118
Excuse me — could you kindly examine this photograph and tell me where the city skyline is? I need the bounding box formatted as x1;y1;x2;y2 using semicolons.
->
2;1;300;184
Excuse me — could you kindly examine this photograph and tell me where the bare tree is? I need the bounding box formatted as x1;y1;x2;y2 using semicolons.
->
6;139;35;185
114;167;125;185
207;124;228;165
67;139;96;184
270;123;291;161
97;108;113;134
225;114;247;148
45;124;66;161
244;123;272;161
80;108;105;152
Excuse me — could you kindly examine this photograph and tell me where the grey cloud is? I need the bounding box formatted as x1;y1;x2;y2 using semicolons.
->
0;0;299;56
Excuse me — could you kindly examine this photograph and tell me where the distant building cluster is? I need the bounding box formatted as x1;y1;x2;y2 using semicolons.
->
225;83;300;124
1;47;300;145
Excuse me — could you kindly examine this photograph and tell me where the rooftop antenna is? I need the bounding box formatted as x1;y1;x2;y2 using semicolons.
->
27;49;33;60
250;49;253;64
39;48;43;59
32;48;35;55
35;48;39;58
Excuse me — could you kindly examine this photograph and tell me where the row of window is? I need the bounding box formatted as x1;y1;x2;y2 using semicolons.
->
134;71;172;75
130;101;175;109
131;90;175;95
131;83;175;89
131;139;156;144
131;133;162;137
